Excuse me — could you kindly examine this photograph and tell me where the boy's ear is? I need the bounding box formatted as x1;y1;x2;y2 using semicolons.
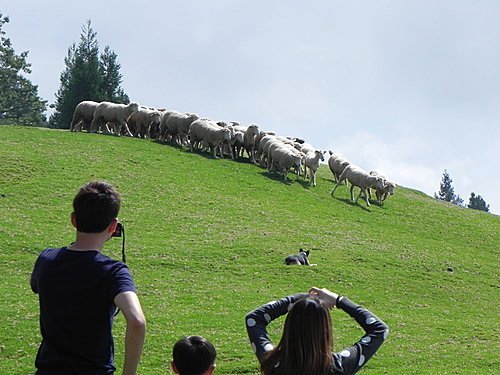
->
107;218;118;233
70;212;77;228
171;361;179;374
207;363;216;374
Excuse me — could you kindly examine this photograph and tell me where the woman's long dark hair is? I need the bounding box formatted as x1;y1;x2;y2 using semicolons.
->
261;298;333;375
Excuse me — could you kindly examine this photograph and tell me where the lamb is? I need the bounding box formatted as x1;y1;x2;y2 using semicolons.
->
90;102;139;136
189;119;232;158
328;153;350;183
331;164;385;206
128;107;162;138
369;170;397;204
70;100;99;132
303;150;325;186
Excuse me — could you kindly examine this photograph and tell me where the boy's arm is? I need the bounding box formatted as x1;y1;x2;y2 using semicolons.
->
114;291;146;375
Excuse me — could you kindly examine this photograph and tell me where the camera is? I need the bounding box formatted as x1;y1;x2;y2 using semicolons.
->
112;222;123;237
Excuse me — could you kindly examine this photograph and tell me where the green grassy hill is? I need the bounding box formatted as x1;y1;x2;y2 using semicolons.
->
0;126;498;374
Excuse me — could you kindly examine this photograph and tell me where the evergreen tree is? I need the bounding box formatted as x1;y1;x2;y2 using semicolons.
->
467;193;489;212
0;13;47;125
50;20;101;129
99;46;129;104
434;170;463;206
49;20;129;129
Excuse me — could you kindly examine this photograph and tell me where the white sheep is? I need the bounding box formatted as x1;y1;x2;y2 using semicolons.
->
90;102;139;136
266;139;288;172
328;153;350;183
296;142;316;155
331;164;385;206
256;134;277;167
70;100;99;132
164;111;200;145
225;125;245;160
369;170;397;204
253;131;270;161
189;119;232;158
271;145;303;182
214;121;238;159
303;150;325;186
232;124;260;162
128;107;162;138
267;139;303;181
157;110;177;141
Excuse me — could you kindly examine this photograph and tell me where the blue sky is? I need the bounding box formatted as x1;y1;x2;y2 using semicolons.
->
3;0;499;213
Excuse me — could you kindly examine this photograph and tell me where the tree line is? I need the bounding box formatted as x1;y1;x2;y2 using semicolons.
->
435;170;490;212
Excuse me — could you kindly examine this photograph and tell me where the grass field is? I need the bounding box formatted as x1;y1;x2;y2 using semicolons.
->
0;125;498;374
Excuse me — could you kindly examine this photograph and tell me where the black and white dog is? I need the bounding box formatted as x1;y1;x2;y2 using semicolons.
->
284;249;316;266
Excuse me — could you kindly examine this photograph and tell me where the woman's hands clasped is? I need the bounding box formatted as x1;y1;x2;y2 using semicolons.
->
309;287;339;309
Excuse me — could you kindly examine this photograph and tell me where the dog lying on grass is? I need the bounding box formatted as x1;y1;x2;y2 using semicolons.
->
284;249;317;266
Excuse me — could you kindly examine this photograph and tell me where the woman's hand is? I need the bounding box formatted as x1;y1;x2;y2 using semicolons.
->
309;287;339;309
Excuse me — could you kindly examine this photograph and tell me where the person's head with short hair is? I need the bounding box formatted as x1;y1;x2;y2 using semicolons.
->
171;335;216;375
72;180;121;233
261;298;333;375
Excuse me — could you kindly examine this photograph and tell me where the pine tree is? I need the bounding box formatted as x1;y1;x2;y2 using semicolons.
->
467;193;489;212
0;13;47;125
49;20;129;129
434;170;463;206
99;46;129;104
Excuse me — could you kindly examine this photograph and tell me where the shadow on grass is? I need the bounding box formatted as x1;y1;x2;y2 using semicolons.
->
331;196;372;212
259;171;315;189
153;139;185;150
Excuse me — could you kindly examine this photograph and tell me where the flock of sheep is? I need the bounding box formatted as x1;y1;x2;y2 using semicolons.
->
70;100;396;206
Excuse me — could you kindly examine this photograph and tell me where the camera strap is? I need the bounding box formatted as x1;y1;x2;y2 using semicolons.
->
115;226;126;318
121;225;126;264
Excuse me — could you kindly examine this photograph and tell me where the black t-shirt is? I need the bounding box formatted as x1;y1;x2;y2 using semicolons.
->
31;247;136;375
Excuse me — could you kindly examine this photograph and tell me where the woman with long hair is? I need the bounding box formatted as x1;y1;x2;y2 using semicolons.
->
245;287;389;375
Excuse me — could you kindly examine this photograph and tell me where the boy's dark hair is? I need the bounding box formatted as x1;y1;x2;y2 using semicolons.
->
173;336;216;375
73;181;121;233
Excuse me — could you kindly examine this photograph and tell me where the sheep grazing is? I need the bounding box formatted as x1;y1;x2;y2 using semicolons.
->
369;170;397;204
189;119;232;158
328;153;350;183
90;102;139;136
128;107;162;138
70;100;99;132
303;150;325;186
331;164;385;206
